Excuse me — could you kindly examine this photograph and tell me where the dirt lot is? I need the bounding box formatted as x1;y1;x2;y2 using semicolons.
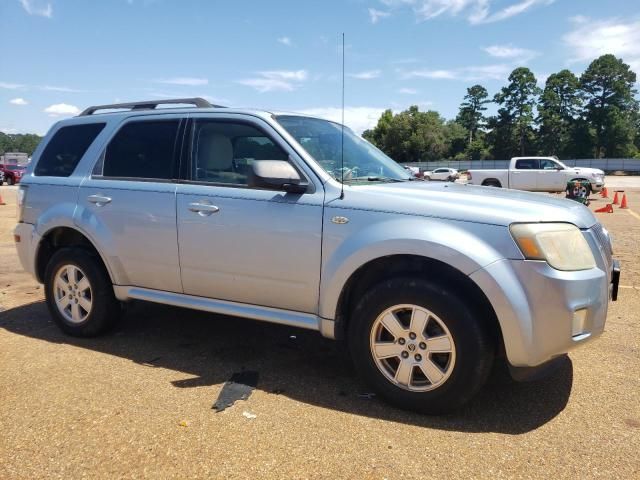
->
1;183;639;479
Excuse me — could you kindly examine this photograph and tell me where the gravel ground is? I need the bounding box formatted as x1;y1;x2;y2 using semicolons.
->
1;183;639;479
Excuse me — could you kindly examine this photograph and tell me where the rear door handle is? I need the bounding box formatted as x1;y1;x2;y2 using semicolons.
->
188;202;219;216
87;194;112;206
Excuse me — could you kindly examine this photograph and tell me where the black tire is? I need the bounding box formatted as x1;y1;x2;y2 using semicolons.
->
7;176;15;186
348;277;494;414
482;179;501;187
44;248;121;337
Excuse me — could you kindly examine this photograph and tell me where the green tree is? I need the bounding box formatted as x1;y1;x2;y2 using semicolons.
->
492;67;541;156
537;69;581;157
580;54;638;157
456;84;489;145
0;132;43;156
364;106;451;162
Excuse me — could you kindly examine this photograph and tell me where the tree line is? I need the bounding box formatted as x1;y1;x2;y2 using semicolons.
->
0;132;42;157
363;54;639;161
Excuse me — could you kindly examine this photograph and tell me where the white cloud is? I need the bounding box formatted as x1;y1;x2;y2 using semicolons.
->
0;127;20;134
563;17;640;73
402;63;512;81
483;44;538;61
298;107;388;134
378;0;553;24
277;36;292;46
44;103;81;117
40;85;84;93
9;98;28;105
369;8;391;24
156;77;209;86
19;0;52;17
0;81;24;89
348;70;382;80
399;88;418;94
239;70;308;92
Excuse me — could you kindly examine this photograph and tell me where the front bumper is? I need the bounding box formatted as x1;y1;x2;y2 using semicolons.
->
470;256;616;369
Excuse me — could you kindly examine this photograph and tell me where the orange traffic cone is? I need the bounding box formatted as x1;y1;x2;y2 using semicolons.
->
601;187;608;198
595;203;614;213
612;191;620;205
620;194;629;209
0;192;5;206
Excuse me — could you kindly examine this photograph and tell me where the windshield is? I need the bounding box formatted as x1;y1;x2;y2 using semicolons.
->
276;115;412;183
6;165;25;171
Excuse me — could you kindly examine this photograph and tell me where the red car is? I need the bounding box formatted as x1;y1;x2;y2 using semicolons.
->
0;164;26;185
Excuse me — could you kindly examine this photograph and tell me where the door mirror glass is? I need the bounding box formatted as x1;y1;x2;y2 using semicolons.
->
249;160;306;193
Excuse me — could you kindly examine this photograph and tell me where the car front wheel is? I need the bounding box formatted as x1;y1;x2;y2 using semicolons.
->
348;277;494;414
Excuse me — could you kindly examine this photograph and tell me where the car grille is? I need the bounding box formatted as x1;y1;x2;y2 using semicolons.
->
591;223;613;268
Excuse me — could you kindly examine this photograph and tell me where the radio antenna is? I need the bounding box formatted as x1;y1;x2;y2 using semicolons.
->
340;32;345;200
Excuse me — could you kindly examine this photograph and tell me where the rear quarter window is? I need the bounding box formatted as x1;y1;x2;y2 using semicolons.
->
35;123;105;177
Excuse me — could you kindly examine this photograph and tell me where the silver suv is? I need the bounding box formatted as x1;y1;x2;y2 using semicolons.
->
14;98;620;413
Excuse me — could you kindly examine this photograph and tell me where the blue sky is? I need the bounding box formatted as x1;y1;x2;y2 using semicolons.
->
1;0;639;135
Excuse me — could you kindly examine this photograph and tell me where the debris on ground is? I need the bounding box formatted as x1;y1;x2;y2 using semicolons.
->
212;370;259;412
358;392;376;399
242;411;257;419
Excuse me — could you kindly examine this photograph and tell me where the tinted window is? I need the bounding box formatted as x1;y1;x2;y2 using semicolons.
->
515;159;540;170
35;123;105;177
191;121;287;185
99;120;180;179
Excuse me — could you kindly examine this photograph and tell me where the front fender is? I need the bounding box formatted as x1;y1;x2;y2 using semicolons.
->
318;211;519;320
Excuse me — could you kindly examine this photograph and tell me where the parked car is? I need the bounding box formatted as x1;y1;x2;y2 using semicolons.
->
0;170;4;185
424;168;459;182
0;164;27;185
467;157;605;193
14;98;619;414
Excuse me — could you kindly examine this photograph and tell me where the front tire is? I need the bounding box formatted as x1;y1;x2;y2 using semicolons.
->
44;248;121;337
7;176;14;186
348;277;494;414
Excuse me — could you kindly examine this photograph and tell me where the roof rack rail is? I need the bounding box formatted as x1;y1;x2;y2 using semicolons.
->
78;97;223;116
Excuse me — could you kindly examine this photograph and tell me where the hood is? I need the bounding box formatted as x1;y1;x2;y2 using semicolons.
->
568;167;604;175
338;181;597;228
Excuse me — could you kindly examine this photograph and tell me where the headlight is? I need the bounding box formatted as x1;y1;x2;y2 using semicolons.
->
510;223;596;271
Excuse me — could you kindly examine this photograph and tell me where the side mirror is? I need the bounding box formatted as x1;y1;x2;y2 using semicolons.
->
249;160;307;193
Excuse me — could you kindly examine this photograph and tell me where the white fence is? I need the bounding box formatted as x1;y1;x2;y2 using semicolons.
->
405;158;640;172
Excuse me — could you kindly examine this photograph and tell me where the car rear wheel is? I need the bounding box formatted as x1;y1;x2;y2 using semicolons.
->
348;277;494;414
44;248;121;337
482;179;501;187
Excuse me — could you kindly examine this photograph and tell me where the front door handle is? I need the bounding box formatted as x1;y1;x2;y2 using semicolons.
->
87;194;112;206
188;202;220;216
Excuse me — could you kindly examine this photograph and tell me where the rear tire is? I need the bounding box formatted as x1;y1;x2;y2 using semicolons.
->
348;277;494;414
482;179;501;187
44;248;121;337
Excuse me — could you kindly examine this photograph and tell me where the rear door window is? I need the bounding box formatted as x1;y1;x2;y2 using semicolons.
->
34;123;105;177
96;120;180;180
515;159;540;170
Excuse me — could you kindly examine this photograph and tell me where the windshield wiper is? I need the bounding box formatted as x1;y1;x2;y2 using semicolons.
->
346;176;410;183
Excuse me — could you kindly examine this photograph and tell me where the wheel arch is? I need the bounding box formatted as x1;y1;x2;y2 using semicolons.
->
330;254;503;354
35;225;115;285
481;178;502;187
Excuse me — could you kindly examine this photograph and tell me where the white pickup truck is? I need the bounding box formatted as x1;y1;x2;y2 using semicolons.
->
467;157;605;193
